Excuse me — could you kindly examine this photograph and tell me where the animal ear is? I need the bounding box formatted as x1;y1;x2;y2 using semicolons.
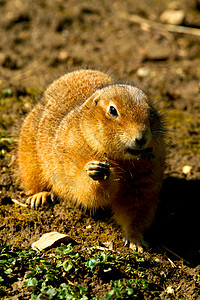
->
92;93;100;106
83;91;100;109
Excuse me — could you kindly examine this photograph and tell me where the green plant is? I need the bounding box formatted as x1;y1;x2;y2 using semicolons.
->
0;243;36;290
103;278;148;299
0;242;171;299
0;89;13;97
22;244;88;299
36;283;88;300
85;252;113;274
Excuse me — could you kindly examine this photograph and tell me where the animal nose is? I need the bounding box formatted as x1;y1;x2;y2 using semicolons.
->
135;130;149;148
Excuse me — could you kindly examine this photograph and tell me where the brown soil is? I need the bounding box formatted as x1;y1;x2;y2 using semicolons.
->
0;0;200;299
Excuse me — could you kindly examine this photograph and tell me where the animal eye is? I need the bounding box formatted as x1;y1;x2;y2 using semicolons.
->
109;106;118;117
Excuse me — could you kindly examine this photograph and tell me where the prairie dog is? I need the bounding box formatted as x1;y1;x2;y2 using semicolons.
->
17;69;166;252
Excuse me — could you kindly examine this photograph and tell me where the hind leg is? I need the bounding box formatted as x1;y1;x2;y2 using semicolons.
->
17;104;46;194
112;193;159;253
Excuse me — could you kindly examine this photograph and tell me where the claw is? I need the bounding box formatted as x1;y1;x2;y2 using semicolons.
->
26;192;55;210
85;161;109;181
125;236;148;253
130;242;144;253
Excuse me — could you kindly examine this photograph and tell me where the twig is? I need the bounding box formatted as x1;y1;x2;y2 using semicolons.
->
158;246;176;267
120;12;200;37
12;198;28;207
0;224;6;231
161;245;191;266
93;245;120;253
95;246;112;251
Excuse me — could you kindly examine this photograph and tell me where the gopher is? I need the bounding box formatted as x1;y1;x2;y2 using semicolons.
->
17;69;166;252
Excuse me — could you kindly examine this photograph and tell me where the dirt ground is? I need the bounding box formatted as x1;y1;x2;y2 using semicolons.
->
0;0;200;299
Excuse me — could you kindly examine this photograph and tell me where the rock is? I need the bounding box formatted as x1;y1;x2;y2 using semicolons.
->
32;232;75;251
165;286;174;294
182;165;192;176
160;10;185;25
86;224;92;229
136;67;150;78
58;50;69;61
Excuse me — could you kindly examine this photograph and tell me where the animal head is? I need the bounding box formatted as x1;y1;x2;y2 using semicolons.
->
81;84;163;160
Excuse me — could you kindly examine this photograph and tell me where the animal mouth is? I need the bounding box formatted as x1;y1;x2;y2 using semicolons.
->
126;148;142;156
125;147;153;158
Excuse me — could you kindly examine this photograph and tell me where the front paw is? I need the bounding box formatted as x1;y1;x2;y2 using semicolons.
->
85;161;109;181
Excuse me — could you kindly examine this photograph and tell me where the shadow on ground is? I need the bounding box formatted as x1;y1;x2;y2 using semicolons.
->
150;176;200;267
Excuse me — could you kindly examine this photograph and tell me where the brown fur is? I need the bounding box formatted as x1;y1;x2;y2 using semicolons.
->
17;69;166;251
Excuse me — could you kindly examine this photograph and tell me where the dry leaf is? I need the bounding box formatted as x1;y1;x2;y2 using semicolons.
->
32;232;75;251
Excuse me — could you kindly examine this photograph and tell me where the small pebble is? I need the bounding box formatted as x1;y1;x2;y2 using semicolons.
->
160;9;185;25
136;67;150;78
86;224;92;229
165;286;174;294
182;165;192;176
